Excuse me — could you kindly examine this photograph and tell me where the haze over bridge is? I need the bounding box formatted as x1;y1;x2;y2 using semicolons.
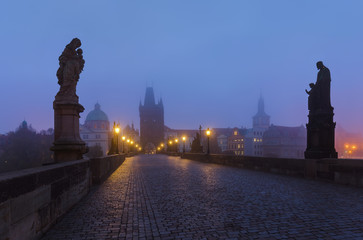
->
42;154;363;240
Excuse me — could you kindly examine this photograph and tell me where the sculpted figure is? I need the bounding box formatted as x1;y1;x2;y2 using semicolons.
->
56;38;84;102
306;61;332;111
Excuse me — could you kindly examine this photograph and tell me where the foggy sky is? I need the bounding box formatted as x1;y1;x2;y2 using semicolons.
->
1;1;363;134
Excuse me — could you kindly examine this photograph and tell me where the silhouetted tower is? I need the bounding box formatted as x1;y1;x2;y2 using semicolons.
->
253;96;270;129
139;87;164;150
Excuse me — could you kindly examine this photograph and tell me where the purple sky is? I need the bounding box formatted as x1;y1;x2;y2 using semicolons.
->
1;1;363;134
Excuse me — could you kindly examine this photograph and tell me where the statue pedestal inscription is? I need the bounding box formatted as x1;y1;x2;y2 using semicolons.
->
305;62;337;159
51;38;87;162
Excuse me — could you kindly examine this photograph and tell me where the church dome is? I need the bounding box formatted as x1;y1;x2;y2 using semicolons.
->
85;103;109;122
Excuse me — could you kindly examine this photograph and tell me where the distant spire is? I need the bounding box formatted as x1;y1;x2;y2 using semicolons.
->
257;95;265;114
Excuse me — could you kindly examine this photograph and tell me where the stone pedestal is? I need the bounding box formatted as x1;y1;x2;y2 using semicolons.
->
51;101;87;162
305;108;338;159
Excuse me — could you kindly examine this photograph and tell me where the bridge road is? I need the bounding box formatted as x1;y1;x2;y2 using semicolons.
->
42;154;363;240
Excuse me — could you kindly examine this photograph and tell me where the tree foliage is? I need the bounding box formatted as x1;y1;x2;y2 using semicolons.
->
0;123;53;173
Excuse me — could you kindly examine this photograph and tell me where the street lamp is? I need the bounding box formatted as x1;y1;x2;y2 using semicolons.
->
182;136;186;153
175;138;179;153
126;139;130;153
122;136;126;153
206;128;211;155
114;124;120;154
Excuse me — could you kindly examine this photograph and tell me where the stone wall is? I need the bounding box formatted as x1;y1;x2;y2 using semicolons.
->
181;153;363;187
90;154;126;184
0;154;126;240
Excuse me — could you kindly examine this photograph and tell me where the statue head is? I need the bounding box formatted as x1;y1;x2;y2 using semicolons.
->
77;48;83;56
70;38;82;50
316;61;324;70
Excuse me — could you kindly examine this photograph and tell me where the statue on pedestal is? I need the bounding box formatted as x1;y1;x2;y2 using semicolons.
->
305;61;337;159
55;38;85;103
52;38;87;162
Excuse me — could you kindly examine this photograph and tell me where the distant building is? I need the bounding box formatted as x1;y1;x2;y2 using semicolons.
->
217;134;228;152
123;123;140;143
164;126;197;152
262;125;306;159
227;128;244;156
80;103;110;156
245;96;270;156
139;87;164;151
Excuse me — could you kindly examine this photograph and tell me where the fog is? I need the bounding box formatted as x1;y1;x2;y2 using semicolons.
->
1;0;363;134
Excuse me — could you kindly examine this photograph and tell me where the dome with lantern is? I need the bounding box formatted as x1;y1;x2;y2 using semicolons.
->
84;103;110;131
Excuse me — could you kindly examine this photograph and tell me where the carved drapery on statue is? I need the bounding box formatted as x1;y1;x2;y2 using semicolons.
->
55;38;85;103
52;38;87;162
305;61;337;159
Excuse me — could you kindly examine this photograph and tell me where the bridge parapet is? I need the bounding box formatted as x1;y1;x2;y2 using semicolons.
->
181;153;363;187
0;154;126;240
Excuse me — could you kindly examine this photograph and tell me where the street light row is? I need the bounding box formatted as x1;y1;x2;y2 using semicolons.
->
113;124;142;154
157;127;212;154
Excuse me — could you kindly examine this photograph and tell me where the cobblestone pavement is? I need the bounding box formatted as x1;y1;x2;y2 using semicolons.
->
42;155;363;240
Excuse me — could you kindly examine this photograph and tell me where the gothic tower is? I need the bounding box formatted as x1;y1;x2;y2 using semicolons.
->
139;87;164;150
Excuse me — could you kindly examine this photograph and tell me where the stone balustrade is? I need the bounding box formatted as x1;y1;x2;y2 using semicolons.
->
0;154;125;240
181;153;363;187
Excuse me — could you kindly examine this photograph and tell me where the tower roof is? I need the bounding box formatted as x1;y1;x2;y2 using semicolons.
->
254;96;269;118
86;103;109;122
144;87;156;106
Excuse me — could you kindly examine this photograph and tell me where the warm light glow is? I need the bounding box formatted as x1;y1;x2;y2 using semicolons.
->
175;139;178;143
161;143;164;147
130;141;134;145
345;144;349;149
127;139;130;143
352;145;357;149
122;136;126;141
136;144;138;148
182;136;186;141
139;147;142;151
206;128;211;136
157;147;160;150
115;127;120;134
169;140;172;145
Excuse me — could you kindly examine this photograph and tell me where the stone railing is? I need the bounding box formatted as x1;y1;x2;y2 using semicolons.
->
0;154;126;240
181;153;363;187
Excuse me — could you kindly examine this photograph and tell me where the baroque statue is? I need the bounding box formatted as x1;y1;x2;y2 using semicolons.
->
305;61;332;112
55;38;85;102
304;61;337;159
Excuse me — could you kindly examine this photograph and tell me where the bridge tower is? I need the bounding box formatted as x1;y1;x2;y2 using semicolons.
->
139;87;164;151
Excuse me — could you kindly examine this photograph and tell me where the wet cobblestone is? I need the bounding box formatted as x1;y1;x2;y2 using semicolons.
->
42;155;363;239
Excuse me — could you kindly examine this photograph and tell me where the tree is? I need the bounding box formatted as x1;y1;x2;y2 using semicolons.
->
0;122;54;173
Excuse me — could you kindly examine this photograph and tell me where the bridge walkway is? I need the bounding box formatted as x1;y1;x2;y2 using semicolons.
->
42;154;363;239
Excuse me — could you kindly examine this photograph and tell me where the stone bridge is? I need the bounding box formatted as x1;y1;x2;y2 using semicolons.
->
44;155;363;239
2;154;363;240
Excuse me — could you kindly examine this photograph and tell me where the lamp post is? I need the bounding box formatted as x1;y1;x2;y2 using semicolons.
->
168;140;173;152
206;128;211;155
175;138;179;153
127;139;130;153
161;143;164;152
130;140;134;153
182;136;186;153
121;136;126;153
114;124;120;154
